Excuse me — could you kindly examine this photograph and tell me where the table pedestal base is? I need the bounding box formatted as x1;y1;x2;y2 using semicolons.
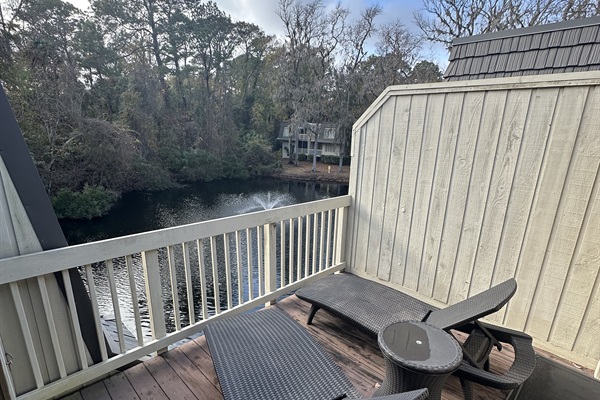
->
374;358;452;400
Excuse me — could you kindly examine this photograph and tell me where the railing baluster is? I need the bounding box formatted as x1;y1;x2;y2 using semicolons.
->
197;239;209;320
182;242;195;325
0;335;17;399
10;282;43;388
319;212;326;272
264;223;277;307
305;214;311;277
86;264;109;359
326;210;333;269
257;226;263;296
312;213;318;274
289;218;294;284
280;220;286;288
167;246;181;331
297;216;303;279
141;250;167;347
224;233;233;309
210;236;221;315
37;276;67;378
107;260;126;354
62;270;88;368
125;255;144;347
246;228;253;300
235;230;243;305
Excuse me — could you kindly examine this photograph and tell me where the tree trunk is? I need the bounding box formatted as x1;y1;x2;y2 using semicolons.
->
312;133;318;172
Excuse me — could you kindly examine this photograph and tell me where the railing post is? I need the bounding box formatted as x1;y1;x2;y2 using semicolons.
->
142;250;167;354
264;222;277;307
334;206;347;268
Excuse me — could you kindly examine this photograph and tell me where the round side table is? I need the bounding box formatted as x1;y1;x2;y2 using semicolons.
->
374;321;462;400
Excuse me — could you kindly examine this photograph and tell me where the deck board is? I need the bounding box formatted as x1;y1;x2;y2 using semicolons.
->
123;363;169;400
68;295;553;400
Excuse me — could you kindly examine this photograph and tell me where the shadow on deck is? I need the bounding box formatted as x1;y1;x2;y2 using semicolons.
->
61;295;598;400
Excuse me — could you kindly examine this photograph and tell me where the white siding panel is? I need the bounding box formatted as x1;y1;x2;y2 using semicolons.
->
377;97;411;281
448;90;509;304
366;99;396;277
390;95;428;286
433;91;484;303
352;112;381;273
479;88;559;321
404;93;445;292
506;86;588;331
418;93;464;297
350;74;600;368
527;85;600;340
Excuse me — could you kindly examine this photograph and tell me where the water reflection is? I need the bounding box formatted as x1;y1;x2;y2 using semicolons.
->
64;178;347;341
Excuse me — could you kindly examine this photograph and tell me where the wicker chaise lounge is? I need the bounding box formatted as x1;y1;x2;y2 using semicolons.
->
296;273;536;400
204;307;429;400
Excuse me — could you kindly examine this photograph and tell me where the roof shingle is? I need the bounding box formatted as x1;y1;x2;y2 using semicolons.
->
444;16;600;80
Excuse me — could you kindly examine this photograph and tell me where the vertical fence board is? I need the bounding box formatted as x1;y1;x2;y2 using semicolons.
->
506;86;588;330
418;93;464;297
526;85;600;339
405;93;445;292
378;97;410;281
478;88;559;320
390;94;428;286
365;98;395;277
433;91;484;303
449;89;521;305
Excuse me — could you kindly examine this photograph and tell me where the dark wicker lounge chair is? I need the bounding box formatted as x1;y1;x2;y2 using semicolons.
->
204;307;429;400
296;273;535;400
454;322;536;400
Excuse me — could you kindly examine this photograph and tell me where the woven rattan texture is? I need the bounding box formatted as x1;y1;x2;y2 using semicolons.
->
425;279;516;330
204;307;362;400
296;273;437;335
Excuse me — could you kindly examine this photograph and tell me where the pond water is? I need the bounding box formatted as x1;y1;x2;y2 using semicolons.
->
59;178;348;340
60;178;347;244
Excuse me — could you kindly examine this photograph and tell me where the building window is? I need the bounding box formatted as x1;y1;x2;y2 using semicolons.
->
324;128;336;139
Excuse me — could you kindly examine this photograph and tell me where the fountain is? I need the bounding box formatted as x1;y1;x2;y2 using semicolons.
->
237;191;293;214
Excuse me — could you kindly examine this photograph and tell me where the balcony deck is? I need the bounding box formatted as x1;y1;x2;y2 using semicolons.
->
59;294;581;400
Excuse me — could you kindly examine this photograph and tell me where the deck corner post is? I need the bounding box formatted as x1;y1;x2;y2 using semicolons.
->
334;206;348;269
264;222;277;307
141;249;167;354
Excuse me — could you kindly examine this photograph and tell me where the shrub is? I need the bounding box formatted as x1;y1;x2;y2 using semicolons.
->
243;136;280;176
297;153;308;161
52;185;119;219
320;155;351;165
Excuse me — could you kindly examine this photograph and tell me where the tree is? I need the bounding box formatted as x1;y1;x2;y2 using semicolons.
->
274;0;348;171
409;60;443;83
415;0;600;48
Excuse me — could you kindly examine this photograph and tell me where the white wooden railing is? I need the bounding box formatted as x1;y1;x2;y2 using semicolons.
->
0;196;351;400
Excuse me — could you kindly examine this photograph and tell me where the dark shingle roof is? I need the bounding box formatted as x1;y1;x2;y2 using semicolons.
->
444;16;600;81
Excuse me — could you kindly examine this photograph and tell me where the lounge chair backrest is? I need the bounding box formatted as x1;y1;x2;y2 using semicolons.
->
424;279;517;330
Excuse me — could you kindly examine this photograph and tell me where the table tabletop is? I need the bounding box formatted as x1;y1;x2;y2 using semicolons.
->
378;321;462;374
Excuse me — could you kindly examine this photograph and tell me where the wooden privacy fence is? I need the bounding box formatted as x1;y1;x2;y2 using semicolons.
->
347;72;600;369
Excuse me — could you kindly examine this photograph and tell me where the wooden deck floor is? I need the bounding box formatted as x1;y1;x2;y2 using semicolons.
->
62;295;550;400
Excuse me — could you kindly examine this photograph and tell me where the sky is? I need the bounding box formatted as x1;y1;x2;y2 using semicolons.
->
65;0;448;67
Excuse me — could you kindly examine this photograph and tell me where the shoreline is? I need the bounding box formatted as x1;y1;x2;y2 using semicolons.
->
271;160;350;184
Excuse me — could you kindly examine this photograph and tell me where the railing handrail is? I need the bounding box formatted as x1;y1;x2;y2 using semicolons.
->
0;196;351;285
